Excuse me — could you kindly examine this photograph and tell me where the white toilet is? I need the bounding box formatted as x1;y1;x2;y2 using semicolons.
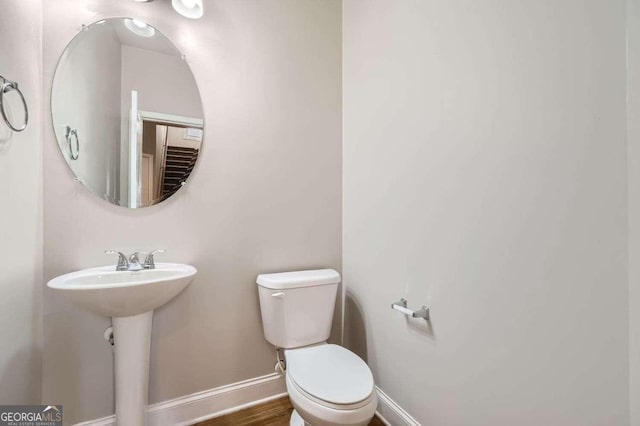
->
257;269;377;426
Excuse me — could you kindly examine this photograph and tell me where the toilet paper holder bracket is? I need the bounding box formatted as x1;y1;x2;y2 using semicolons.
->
391;298;429;320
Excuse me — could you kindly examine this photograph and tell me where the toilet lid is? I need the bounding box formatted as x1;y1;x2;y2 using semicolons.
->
286;344;374;405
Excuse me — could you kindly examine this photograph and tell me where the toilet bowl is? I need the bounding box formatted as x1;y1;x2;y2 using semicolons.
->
284;344;377;426
256;270;377;426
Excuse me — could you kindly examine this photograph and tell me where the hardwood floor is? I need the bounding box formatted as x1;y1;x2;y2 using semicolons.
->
193;396;385;426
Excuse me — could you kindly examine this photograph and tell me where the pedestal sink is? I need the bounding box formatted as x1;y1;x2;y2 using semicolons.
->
47;263;197;426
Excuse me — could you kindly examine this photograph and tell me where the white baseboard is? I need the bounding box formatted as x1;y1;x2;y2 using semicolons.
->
375;386;421;426
74;373;287;426
74;374;418;426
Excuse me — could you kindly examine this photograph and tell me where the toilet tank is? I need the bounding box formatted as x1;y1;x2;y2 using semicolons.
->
257;269;340;348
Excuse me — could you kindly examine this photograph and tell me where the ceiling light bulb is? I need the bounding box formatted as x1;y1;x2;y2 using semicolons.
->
172;0;203;19
132;19;147;29
124;18;156;37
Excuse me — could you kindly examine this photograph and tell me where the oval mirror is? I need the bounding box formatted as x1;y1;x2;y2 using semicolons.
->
51;18;204;208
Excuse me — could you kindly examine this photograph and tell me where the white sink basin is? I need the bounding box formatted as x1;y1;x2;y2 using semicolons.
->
47;263;197;317
47;262;197;426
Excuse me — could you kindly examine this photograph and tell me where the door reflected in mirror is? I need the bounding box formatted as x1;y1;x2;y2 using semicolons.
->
51;18;204;208
139;117;203;206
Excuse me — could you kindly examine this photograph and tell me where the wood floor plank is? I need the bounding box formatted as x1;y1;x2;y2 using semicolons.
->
369;416;386;426
193;396;386;426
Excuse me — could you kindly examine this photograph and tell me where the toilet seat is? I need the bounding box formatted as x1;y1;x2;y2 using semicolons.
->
285;374;378;426
287;373;376;410
285;344;375;409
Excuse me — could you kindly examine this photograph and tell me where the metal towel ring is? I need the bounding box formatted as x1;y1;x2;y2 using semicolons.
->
0;75;28;132
65;126;79;160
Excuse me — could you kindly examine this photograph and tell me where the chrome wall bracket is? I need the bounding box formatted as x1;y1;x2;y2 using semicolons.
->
391;298;429;320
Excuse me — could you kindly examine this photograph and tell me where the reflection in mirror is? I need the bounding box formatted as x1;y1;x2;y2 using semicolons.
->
51;18;204;208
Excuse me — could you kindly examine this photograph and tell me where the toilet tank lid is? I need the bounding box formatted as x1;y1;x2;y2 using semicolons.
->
256;269;341;290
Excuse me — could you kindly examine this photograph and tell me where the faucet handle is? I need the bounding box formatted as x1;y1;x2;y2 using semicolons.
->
105;250;128;271
143;249;165;270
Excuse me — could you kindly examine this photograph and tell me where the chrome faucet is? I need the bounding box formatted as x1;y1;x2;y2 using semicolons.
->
105;250;129;271
127;252;144;271
143;249;165;270
105;249;165;271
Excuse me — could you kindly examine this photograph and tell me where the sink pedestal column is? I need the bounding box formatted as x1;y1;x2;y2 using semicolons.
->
113;311;154;426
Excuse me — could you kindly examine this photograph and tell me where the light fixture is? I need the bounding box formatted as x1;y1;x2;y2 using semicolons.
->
172;0;204;19
124;18;156;37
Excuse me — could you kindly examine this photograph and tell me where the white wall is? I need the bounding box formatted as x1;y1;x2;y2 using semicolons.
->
120;45;202;119
51;24;122;203
0;0;43;404
42;0;341;424
629;0;640;424
343;1;629;425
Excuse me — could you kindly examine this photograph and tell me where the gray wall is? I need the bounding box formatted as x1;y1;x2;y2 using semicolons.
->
0;0;43;405
42;0;342;423
343;1;629;425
